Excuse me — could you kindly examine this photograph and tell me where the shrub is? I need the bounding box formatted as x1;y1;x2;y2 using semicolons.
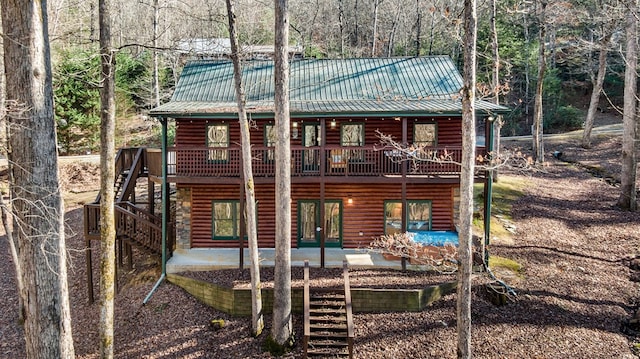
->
545;105;583;133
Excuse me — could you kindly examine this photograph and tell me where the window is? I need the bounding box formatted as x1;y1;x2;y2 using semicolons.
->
341;123;364;161
413;123;437;147
341;123;364;146
384;201;403;235
384;200;432;235
212;200;258;240
212;200;240;239
264;124;276;162
207;124;229;161
407;201;431;231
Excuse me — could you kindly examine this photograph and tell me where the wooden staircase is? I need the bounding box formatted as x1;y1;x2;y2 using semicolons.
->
83;147;170;303
304;260;354;359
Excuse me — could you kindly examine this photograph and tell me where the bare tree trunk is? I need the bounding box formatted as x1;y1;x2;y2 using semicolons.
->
0;189;23;321
532;2;546;165
273;0;293;347
371;0;381;56
225;0;264;337
152;0;160;108
582;34;611;149
0;15;22;321
353;0;360;48
617;2;638;210
387;2;401;57
490;0;503;182
458;0;477;357
416;0;422;56
523;12;531;120
0;0;75;356
98;0;117;356
338;0;345;57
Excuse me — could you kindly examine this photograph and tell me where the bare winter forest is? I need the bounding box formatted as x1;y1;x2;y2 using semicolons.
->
1;0;639;358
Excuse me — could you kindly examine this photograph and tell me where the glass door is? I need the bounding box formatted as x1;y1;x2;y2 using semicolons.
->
297;200;342;248
324;201;342;247
302;123;321;172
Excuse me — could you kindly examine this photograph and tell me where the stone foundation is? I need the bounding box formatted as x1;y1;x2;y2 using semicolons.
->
175;187;192;250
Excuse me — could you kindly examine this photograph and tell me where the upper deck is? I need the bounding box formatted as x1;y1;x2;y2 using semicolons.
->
146;145;487;184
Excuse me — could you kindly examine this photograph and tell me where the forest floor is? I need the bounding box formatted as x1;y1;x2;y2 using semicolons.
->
1;113;640;358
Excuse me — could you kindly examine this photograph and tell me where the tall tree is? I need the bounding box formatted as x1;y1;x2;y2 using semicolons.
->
582;33;611;149
0;0;75;357
458;0;477;356
617;0;638;210
272;0;293;348
98;0;117;356
532;1;547;165
225;0;264;336
152;0;161;108
490;0;504;182
371;0;382;56
0;12;23;322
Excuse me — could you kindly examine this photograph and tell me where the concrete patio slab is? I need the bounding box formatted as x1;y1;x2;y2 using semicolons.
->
166;248;406;273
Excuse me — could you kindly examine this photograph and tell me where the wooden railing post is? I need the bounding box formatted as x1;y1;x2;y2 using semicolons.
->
343;260;354;358
303;260;310;358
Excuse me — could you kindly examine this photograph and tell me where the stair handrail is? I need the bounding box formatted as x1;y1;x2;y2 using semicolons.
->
117;148;146;203
303;259;310;358
92;148;141;204
343;260;354;359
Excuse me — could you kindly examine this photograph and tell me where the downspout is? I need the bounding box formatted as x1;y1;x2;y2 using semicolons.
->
144;116;168;304
483;117;495;266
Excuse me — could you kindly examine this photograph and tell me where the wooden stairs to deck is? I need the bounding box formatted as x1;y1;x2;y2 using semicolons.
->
304;261;354;359
84;148;169;303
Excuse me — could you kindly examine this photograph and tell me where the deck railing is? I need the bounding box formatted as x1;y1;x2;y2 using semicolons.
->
84;201;172;255
147;145;486;179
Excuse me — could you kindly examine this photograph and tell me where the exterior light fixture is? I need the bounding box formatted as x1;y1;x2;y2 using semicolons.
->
330;119;337;129
347;194;353;204
292;121;298;139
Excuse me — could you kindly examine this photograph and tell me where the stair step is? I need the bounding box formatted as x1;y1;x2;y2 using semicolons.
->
307;347;350;356
309;323;347;333
308;339;349;347
311;293;344;299
309;308;346;316
309;331;349;338
310;299;344;306
311;304;344;310
310;315;348;322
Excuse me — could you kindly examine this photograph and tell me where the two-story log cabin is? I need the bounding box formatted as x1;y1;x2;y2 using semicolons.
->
146;56;507;266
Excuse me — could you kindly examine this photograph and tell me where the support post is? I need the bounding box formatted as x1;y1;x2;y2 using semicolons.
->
483;118;495;265
144;116;168;304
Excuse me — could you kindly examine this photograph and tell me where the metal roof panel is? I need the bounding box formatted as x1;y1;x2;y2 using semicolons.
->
152;57;509;117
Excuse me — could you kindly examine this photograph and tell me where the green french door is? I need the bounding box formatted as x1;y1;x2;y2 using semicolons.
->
297;200;342;248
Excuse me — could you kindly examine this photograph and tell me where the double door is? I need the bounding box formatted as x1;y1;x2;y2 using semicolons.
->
297;200;342;248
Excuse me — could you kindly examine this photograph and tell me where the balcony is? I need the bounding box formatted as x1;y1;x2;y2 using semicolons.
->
146;145;486;182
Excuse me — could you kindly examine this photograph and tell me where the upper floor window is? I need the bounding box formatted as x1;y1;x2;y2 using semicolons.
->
207;124;229;162
341;123;364;146
341;123;364;161
264;124;276;162
413;123;437;147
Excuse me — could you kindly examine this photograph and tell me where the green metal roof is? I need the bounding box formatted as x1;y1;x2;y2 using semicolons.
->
150;56;509;118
